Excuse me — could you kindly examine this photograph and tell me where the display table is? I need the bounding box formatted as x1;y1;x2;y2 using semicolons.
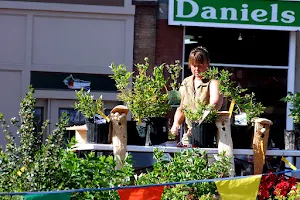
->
73;143;300;157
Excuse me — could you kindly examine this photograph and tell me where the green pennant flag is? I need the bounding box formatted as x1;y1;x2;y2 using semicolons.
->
24;193;71;200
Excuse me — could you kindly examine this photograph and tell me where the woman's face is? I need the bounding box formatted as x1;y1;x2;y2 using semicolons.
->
190;62;209;79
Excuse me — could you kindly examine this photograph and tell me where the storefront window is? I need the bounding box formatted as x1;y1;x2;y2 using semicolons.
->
1;0;124;6
59;108;85;126
34;107;44;143
184;27;289;66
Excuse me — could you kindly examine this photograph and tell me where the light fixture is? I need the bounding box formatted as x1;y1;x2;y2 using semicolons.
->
184;35;197;44
238;33;243;41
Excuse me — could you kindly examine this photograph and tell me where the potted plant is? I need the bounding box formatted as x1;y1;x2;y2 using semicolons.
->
201;67;266;149
74;88;109;144
109;57;171;145
281;92;300;149
183;101;218;148
166;60;182;107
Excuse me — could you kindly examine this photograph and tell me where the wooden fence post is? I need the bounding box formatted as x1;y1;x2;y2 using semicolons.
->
253;118;273;175
110;106;128;170
216;111;235;177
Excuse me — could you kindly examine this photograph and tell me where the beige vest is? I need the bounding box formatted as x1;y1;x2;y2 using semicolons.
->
180;75;211;129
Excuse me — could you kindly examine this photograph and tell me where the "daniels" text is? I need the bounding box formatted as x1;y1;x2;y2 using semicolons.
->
176;0;295;24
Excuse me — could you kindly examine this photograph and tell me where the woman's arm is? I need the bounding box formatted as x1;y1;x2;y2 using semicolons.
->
170;89;185;135
209;79;223;110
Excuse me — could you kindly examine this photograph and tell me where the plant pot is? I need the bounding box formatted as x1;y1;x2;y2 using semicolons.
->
294;123;300;150
231;125;254;149
145;117;169;145
191;123;216;148
127;121;145;146
85;119;109;144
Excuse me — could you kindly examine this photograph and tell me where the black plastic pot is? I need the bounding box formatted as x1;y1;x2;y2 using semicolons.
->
231;125;254;149
86;119;109;144
191;123;216;148
294;123;300;150
146;117;169;145
127;121;145;146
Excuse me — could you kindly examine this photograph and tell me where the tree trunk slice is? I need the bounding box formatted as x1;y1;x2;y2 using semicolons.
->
253;118;273;175
216;111;235;177
110;112;127;170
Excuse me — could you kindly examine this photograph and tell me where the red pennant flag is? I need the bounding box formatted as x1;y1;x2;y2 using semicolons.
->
118;186;164;200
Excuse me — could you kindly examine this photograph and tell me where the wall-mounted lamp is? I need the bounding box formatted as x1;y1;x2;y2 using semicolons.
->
238;33;243;41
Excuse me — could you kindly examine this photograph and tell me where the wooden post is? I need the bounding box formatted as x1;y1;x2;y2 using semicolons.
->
253;118;273;175
216;111;235;177
110;105;129;170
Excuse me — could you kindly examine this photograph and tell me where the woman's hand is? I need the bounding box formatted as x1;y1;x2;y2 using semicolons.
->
171;123;180;135
187;128;192;136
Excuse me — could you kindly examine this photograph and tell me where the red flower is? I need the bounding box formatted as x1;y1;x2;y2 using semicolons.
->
258;189;270;199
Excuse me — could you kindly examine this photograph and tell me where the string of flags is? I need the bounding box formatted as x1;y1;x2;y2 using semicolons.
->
0;168;298;200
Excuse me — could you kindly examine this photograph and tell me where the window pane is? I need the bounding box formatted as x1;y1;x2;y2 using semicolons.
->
34;107;44;143
59;108;85;126
185;27;289;66
2;0;124;6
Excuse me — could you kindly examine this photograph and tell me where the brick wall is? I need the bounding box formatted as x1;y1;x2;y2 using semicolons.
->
133;2;157;70
155;19;184;66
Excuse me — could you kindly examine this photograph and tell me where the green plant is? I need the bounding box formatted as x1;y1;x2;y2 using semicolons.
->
183;101;218;124
201;67;265;124
134;148;231;200
166;60;182;106
281;92;300;124
166;60;182;91
0;86;134;200
74;88;105;120
109;57;170;122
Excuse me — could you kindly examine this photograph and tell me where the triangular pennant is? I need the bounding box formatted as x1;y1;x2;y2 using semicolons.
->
24;193;72;200
118;186;164;200
215;175;262;200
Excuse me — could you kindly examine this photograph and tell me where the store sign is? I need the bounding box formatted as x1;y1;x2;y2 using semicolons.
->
168;0;300;31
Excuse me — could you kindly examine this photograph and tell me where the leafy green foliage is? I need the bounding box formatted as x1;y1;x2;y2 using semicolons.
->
74;88;105;120
166;60;182;91
0;86;134;200
134;149;231;200
110;58;170;122
201;67;265;123
281;92;300;123
183;101;218;123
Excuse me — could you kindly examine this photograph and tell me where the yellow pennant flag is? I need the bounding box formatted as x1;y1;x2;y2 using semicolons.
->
215;175;262;200
282;157;297;170
228;99;235;119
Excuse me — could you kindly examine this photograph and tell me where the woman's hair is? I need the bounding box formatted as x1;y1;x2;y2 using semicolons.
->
188;46;210;67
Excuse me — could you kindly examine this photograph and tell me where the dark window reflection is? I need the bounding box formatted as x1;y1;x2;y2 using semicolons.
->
34;107;44;143
59;108;86;126
185;27;289;66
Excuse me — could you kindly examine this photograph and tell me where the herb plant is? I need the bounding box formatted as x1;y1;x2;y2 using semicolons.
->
281;92;300;124
166;60;182;91
183;101;218;124
166;60;182;106
109;57;170;122
134;148;231;200
74;88;105;120
0;86;133;200
201;67;265;124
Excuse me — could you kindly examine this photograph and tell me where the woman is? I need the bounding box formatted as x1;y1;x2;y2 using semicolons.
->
170;46;223;145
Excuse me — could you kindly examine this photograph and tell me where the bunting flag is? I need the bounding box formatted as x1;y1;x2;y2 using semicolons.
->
24;193;71;200
1;170;298;200
215;175;262;200
282;157;297;170
118;186;164;200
